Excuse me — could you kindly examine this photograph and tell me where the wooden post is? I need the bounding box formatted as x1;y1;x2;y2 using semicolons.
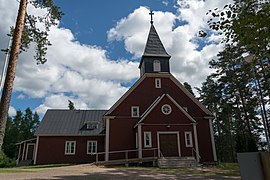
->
96;153;98;163
125;151;129;167
138;124;142;159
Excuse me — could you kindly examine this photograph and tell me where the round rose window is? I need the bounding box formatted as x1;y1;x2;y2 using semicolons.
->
161;104;172;115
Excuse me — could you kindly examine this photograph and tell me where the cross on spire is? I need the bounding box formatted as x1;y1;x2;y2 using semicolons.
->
149;10;154;24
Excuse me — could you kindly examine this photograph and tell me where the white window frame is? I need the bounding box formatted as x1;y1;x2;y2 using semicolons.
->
144;132;152;148
87;141;97;154
184;132;193;147
161;104;172;115
153;60;161;72
155;78;161;88
65;141;76;155
131;106;140;117
87;122;98;129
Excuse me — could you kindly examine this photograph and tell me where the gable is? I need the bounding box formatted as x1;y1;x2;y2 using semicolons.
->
136;94;195;126
105;73;212;119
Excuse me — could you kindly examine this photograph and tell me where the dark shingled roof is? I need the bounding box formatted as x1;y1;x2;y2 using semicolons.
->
143;24;170;58
35;109;107;136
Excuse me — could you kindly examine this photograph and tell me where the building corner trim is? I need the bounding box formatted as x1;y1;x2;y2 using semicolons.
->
33;136;39;165
193;123;200;162
209;119;217;161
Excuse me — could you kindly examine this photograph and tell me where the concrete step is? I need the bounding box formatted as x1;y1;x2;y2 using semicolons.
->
158;157;198;168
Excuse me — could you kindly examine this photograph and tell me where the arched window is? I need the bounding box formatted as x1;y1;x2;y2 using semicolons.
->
153;60;161;72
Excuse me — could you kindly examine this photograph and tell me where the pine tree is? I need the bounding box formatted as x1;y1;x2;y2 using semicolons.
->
2;108;39;159
0;0;63;150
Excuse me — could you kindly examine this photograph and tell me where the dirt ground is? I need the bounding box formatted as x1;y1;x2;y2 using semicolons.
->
0;164;241;180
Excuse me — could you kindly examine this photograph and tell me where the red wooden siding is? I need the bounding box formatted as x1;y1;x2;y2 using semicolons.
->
142;96;193;125
109;119;137;160
106;75;215;162
141;125;194;157
36;136;105;165
109;76;207;119
196;119;215;162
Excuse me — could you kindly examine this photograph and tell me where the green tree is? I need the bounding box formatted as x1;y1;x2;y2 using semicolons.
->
68;100;75;110
0;0;63;150
183;82;195;96
3;108;39;159
197;44;264;161
2;117;17;159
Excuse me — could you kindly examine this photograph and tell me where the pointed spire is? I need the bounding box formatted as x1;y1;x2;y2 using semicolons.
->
143;23;170;57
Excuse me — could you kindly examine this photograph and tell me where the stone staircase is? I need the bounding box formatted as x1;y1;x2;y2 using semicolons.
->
157;157;198;168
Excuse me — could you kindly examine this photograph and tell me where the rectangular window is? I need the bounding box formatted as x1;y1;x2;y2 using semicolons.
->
65;141;76;155
155;78;161;88
185;132;193;147
131;106;139;117
153;60;161;72
87;141;97;154
144;132;152;148
87;122;98;130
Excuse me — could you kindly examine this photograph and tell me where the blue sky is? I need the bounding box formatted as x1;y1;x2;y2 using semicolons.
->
0;0;232;117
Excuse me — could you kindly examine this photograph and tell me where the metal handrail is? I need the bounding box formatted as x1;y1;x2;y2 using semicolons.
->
158;150;165;159
192;147;201;160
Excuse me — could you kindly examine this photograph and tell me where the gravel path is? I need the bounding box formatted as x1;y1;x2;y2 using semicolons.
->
0;164;241;180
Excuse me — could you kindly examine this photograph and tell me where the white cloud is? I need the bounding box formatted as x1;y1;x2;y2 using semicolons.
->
8;106;16;117
1;0;234;116
108;7;176;59
34;94;89;115
106;1;232;90
0;0;139;116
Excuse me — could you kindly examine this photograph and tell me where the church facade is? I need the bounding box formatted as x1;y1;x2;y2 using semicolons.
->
18;18;217;165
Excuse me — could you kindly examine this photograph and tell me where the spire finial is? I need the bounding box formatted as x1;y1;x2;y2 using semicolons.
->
149;10;154;24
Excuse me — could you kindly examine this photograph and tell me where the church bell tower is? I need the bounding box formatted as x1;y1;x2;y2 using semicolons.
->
139;11;171;76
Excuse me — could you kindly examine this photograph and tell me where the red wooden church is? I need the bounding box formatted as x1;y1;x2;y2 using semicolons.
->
17;16;217;166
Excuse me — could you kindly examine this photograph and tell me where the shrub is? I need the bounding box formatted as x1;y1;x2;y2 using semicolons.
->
0;150;16;168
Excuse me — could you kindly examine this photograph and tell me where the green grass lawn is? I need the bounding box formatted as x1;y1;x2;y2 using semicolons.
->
0;164;72;173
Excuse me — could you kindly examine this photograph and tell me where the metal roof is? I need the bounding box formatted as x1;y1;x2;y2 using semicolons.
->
35;109;107;136
143;24;170;58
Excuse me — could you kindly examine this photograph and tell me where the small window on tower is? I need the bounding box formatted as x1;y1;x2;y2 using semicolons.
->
155;78;161;88
153;60;161;72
